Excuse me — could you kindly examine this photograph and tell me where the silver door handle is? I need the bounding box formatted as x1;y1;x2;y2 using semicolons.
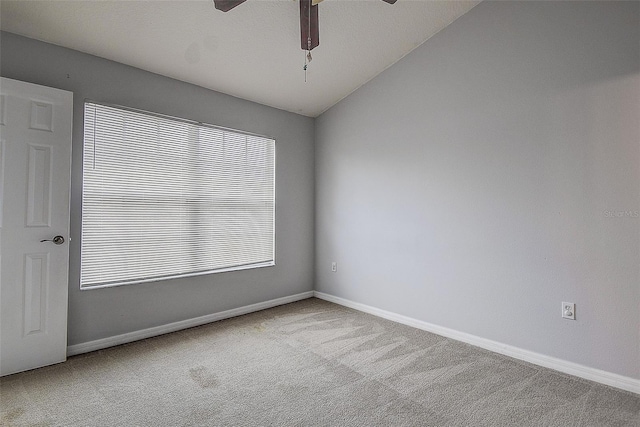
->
41;235;65;245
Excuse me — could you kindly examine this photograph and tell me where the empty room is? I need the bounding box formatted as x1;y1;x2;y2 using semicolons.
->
0;0;639;425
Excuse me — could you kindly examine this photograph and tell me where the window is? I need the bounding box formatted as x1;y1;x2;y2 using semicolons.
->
80;102;275;289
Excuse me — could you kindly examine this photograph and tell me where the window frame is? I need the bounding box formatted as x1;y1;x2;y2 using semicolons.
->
79;100;276;290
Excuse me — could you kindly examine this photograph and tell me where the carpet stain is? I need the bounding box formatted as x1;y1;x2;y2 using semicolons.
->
1;407;25;425
189;366;218;388
254;324;267;332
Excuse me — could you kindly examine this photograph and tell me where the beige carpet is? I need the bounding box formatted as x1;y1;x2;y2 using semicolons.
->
1;298;639;426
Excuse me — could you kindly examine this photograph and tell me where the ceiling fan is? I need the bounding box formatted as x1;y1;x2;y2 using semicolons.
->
213;0;397;52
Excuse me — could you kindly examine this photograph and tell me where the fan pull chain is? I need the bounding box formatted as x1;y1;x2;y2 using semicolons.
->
304;56;308;82
304;45;310;82
303;0;312;82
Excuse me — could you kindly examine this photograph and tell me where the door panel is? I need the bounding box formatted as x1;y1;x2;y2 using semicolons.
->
0;77;72;376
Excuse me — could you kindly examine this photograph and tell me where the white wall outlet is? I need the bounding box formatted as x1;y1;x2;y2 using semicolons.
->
562;302;575;320
331;262;337;272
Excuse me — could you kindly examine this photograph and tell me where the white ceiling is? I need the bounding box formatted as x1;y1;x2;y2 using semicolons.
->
1;0;479;117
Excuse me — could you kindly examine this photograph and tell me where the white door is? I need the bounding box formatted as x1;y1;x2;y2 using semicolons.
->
0;77;73;376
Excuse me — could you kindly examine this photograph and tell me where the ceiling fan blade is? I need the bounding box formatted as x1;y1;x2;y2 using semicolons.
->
213;0;247;12
300;0;319;51
381;0;398;4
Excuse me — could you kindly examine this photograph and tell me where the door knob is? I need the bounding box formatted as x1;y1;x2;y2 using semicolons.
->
40;235;65;245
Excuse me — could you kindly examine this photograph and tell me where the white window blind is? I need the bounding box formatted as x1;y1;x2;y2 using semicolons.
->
81;102;275;289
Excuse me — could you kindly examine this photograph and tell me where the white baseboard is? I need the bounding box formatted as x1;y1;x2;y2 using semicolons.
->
67;291;314;357
313;291;640;395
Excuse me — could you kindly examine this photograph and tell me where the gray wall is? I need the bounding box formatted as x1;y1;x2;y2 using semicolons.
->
315;1;639;379
1;32;315;346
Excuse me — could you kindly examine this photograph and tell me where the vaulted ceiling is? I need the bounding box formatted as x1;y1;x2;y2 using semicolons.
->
1;0;479;117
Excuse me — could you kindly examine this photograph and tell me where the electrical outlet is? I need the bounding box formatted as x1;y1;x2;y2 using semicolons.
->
562;302;575;320
331;262;337;272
